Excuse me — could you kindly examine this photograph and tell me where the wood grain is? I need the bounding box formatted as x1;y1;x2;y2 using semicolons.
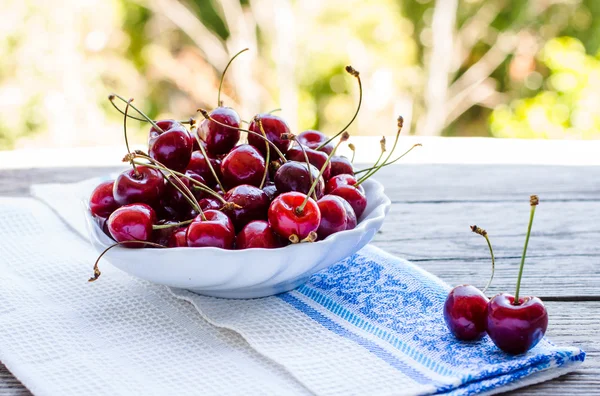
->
1;164;599;395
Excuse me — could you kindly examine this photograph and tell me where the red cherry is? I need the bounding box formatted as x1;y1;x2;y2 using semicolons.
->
148;120;193;172
325;174;367;218
330;156;354;178
89;180;120;218
223;184;269;231
443;285;489;341
168;227;188;247
248;114;291;157
262;183;279;201
113;166;165;208
186;150;222;187
268;192;321;240
186;210;235;249
297;130;334;154
274;161;324;199
286;145;331;180
198;197;221;211
338;196;357;230
200;107;241;155
220;144;266;188
106;203;156;247
486;294;548;354
316;195;349;239
236;220;285;249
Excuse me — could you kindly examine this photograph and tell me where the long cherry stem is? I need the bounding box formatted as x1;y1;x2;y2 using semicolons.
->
123;98;138;176
89;240;167;282
470;225;495;294
218;48;249;107
295;139;318;201
111;94;165;133
108;98;191;124
191;127;226;192
297;132;349;214
356;117;404;184
317;66;362;150
354;144;422;175
514;195;539;304
152;219;194;230
197;108;288;162
348;143;356;163
256;117;270;189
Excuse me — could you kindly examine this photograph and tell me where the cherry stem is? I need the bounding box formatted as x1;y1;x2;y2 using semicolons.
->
197;108;287;162
297;132;349;214
348;143;356;163
218;48;249;107
191;128;226;192
268;108;282;114
123;98;138;176
108;98;191;124
470;225;495;294
152;219;194;230
317;66;362;150
354;144;422;176
356;117;404;185
256;116;270;189
514;195;539;304
89;240;166;282
296;141;318;201
111;94;165;134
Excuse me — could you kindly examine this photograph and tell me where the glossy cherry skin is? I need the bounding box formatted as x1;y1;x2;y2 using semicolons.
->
223;184;270;231
274;161;324;199
106;203;156;247
325;174;367;218
236;220;285;249
443;285;489;341
186;150;222;187
338;197;357;230
268;192;321;240
200;107;241;155
486;294;548;355
286;145;331;180
316;195;349;240
89;180;120;218
148;120;193;172
221;144;266;189
297;130;334;154
198;197;221;211
113;166;165;208
186;210;235;249
164;171;206;208
330;156;354;178
168;227;188;247
248;114;291;157
262;183;279;201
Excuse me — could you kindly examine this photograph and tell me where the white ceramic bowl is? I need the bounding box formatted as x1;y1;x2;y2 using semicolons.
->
84;178;390;298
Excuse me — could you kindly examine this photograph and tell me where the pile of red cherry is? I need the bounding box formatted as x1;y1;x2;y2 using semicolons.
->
443;195;549;355
88;54;418;281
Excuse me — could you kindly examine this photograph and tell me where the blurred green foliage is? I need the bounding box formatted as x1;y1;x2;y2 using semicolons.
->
1;0;599;150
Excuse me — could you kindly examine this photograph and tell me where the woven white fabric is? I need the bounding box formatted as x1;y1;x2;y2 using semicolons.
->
1;179;582;396
0;197;308;396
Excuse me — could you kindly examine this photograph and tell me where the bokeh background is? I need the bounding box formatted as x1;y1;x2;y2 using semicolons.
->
2;0;600;150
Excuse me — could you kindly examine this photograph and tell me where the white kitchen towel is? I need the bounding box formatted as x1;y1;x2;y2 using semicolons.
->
7;180;586;395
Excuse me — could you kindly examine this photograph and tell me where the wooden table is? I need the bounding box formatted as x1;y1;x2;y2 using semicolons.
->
1;164;598;395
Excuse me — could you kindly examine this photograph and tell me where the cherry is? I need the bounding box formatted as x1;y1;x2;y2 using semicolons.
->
316;195;349;239
168;227;188;247
153;220;182;245
268;192;320;241
236;220;285;249
325;174;367;219
89;180;120;218
274;161;324;199
198;197;221;211
148;120;193;172
486;294;548;355
106;203;156;247
297;130;334;154
338;197;357;230
160;171;206;219
329;156;354;178
199;107;241;155
286;145;331;181
221;144;266;189
444;285;489;341
113;165;165;208
248;114;291;157
262;182;279;201
486;195;548;355
186;150;223;187
223;184;270;231
186;210;235;249
444;225;495;341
